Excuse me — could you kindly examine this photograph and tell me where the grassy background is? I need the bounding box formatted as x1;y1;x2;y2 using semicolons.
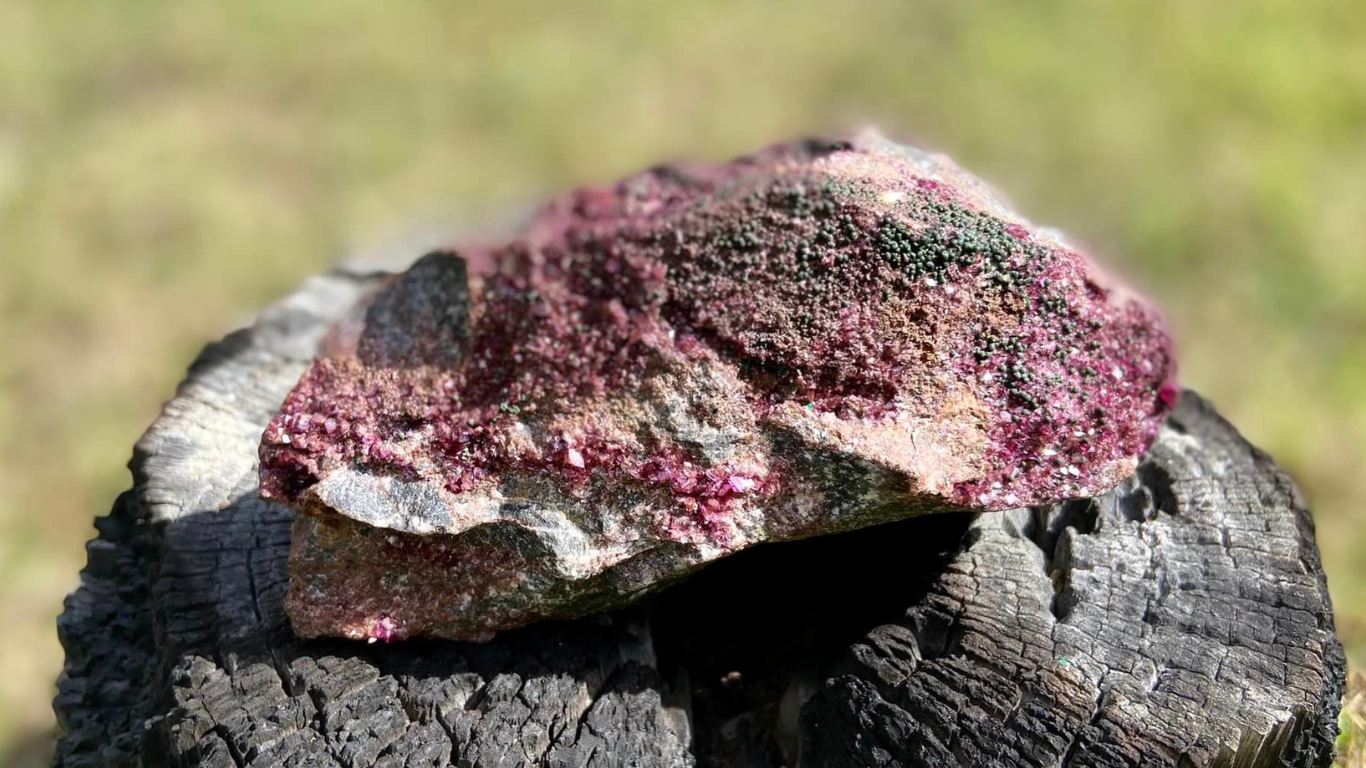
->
2;0;1364;763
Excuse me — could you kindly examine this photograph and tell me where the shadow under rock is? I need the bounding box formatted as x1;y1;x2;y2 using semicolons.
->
647;511;976;768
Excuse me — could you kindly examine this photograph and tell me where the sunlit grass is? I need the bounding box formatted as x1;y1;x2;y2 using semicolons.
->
1341;673;1366;768
2;0;1363;756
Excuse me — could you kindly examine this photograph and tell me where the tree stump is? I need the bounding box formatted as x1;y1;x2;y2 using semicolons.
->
54;266;1345;768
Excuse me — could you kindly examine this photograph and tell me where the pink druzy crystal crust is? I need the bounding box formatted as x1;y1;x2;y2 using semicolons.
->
261;133;1177;642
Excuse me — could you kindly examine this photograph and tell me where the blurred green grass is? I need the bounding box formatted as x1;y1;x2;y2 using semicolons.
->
2;0;1364;760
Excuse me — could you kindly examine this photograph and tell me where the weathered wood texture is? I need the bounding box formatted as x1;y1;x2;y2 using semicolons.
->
801;397;1345;768
54;268;1344;768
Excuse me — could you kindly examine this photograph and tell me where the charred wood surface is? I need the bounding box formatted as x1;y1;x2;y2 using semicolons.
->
54;269;1344;768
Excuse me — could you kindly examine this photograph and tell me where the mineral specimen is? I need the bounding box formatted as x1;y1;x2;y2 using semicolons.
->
260;132;1178;642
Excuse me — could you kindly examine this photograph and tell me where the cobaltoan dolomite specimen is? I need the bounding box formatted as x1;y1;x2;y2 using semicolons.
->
260;134;1178;642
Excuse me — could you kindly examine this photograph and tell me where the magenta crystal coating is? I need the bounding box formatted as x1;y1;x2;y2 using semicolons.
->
261;132;1178;642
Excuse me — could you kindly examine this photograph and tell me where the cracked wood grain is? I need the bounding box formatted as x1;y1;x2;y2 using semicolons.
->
801;396;1345;768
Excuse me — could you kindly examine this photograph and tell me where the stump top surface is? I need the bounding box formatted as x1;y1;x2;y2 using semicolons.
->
54;266;1342;768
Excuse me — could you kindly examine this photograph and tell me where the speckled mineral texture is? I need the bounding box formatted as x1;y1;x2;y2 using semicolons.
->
260;133;1178;642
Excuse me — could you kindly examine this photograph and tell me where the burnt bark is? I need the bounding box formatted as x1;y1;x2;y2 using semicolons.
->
54;268;1344;768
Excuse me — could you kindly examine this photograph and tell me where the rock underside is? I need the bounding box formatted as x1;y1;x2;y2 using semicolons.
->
258;133;1178;642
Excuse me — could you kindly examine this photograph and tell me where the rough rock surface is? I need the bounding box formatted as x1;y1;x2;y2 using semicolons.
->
258;134;1178;642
